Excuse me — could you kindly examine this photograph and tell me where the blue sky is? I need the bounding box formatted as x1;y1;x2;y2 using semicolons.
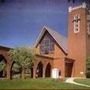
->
0;0;85;48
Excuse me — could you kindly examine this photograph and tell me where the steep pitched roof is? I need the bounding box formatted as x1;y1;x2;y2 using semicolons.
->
34;26;67;54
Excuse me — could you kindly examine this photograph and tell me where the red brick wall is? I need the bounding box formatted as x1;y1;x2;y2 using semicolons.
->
68;8;87;77
0;47;12;79
35;31;66;77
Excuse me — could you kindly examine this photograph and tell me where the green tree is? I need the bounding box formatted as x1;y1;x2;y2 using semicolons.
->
9;47;35;79
12;62;21;73
0;61;5;72
86;57;90;78
68;0;75;3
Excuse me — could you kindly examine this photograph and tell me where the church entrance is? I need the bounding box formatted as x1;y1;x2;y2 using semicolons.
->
0;55;7;78
65;59;74;77
45;63;51;77
36;62;43;77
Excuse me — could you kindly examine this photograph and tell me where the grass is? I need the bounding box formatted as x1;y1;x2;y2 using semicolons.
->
0;78;90;89
75;78;90;86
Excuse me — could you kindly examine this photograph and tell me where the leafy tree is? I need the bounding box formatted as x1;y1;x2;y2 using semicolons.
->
9;47;35;79
12;62;21;73
86;57;90;78
68;0;75;3
11;62;21;79
0;61;5;72
68;0;90;3
0;0;5;3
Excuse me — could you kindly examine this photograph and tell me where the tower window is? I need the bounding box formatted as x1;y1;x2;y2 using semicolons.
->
73;15;80;33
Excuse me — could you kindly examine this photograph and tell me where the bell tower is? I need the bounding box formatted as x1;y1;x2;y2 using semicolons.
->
68;3;90;77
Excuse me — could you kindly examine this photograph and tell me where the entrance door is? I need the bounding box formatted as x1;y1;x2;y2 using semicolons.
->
65;62;73;77
45;63;51;77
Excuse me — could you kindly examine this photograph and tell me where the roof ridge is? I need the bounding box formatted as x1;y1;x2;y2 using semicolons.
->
34;26;67;54
43;26;66;38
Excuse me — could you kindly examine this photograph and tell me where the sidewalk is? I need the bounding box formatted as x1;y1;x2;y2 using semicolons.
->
65;78;90;88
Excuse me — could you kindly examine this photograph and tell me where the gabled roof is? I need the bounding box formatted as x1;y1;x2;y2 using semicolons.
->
34;26;67;54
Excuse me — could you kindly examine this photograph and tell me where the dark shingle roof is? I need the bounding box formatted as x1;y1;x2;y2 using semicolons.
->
34;26;67;53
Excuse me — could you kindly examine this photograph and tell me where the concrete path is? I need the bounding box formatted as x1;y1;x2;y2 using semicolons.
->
65;78;90;88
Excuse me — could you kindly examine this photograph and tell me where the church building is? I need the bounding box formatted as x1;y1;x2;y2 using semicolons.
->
0;3;90;79
33;3;90;79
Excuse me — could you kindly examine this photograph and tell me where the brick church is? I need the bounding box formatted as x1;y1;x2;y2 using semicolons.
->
0;3;90;79
33;2;90;79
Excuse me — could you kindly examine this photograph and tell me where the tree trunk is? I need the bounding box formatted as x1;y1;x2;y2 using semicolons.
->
21;67;25;79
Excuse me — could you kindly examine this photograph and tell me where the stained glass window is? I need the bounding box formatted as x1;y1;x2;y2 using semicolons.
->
40;33;54;54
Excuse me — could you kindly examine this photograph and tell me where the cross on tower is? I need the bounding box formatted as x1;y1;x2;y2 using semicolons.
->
73;15;80;23
73;15;80;33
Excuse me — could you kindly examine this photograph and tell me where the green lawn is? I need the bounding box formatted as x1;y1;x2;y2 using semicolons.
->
0;78;90;89
75;79;90;86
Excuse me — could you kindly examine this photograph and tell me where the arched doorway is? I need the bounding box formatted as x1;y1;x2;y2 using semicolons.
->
36;62;43;77
11;61;22;79
45;63;51;77
31;68;33;78
0;55;7;78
